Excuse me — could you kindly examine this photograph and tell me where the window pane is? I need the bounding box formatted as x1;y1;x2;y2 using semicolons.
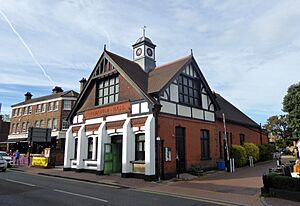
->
109;86;114;94
115;94;119;101
109;78;114;85
104;96;108;104
109;95;114;103
104;88;108;96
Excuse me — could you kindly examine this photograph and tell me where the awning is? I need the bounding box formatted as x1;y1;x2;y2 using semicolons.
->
5;138;29;143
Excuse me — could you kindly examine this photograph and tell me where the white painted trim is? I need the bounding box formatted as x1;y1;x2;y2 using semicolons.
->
85;118;103;125
12;97;77;109
106;113;127;121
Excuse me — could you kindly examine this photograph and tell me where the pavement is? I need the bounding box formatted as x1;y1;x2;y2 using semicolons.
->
8;159;300;206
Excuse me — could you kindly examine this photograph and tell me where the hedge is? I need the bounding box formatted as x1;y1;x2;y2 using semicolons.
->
231;145;247;167
242;143;260;162
263;173;300;192
258;144;276;161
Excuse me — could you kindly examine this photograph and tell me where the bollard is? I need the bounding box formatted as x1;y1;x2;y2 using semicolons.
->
249;156;254;167
229;158;235;173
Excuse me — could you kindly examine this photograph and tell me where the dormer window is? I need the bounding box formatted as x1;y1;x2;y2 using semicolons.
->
96;75;119;106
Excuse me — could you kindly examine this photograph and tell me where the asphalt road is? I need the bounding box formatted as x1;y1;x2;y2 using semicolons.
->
0;170;236;206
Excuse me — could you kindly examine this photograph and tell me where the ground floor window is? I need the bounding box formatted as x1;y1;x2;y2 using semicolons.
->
201;130;210;159
240;133;245;145
135;134;145;161
87;137;93;159
74;138;78;159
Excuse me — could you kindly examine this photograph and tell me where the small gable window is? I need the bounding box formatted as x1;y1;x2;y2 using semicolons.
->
96;75;119;106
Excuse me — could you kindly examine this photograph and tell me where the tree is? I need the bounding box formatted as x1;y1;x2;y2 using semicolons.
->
263;115;292;139
283;82;300;137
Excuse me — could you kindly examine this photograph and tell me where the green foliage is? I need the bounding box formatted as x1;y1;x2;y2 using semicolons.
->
258;144;276;161
242;143;260;162
275;138;287;149
231;145;247;167
189;164;203;176
263;115;292;139
283;82;300;137
265;173;300;192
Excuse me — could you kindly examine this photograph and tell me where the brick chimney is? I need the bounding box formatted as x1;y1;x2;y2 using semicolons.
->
52;86;63;94
79;78;87;93
24;92;32;101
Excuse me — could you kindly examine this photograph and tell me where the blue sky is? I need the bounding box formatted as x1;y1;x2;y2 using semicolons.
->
1;0;300;125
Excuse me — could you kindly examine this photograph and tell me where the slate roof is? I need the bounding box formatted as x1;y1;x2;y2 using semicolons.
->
12;90;79;107
148;55;192;94
105;50;148;94
215;93;260;128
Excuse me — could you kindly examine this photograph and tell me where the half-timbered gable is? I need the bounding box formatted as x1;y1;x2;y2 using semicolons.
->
149;57;218;122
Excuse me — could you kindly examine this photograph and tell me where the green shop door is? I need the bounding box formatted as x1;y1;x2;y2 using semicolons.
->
104;144;113;174
104;138;122;174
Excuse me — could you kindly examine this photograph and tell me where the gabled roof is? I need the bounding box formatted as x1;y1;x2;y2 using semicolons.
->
105;50;148;93
148;55;192;94
215;93;260;128
68;49;158;121
12;90;79;107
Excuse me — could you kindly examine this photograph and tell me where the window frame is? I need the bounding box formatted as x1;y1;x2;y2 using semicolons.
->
135;133;145;161
200;129;210;160
178;74;201;107
96;75;119;106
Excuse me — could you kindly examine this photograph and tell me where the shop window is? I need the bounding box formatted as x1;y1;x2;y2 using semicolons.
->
178;74;201;107
74;138;78;159
87;137;93;159
240;134;245;145
135;134;145;161
63;100;72;110
200;129;210;159
96;75;119;106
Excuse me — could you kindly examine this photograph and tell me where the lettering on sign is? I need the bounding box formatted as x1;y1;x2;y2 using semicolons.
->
84;102;130;120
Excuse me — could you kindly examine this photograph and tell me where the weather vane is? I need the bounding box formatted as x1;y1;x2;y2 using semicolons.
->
142;25;146;37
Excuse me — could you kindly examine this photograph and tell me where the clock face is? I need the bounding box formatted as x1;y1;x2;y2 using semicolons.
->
147;48;153;57
136;48;142;56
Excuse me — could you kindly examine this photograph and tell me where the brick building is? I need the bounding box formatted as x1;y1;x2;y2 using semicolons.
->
64;35;268;180
0;115;10;151
8;87;78;158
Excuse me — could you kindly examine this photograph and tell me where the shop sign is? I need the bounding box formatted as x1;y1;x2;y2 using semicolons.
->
31;157;49;167
84;102;130;119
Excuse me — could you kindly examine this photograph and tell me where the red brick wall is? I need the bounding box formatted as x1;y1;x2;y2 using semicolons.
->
158;114;218;175
216;119;268;147
157;114;268;176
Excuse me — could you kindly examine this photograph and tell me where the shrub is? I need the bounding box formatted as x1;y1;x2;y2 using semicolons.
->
264;173;300;192
231;145;247;167
189;164;203;176
242;143;260;162
258;144;276;161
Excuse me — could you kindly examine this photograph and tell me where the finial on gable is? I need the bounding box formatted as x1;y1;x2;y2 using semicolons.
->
104;44;107;51
191;49;193;56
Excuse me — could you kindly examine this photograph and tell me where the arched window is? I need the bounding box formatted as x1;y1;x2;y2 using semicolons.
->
22;122;26;133
11;124;15;134
135;133;145;161
16;123;20;134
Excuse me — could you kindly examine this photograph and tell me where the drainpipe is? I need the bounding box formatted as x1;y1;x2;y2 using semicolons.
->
153;99;162;182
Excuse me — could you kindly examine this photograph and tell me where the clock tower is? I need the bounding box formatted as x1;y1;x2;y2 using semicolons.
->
132;33;156;73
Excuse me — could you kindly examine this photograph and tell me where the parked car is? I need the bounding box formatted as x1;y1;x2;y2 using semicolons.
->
0;155;7;172
0;151;13;167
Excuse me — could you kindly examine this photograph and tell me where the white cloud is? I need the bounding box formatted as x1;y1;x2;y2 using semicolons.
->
0;0;300;124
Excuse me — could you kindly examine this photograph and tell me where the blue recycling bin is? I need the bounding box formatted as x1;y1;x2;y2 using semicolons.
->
217;161;225;170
